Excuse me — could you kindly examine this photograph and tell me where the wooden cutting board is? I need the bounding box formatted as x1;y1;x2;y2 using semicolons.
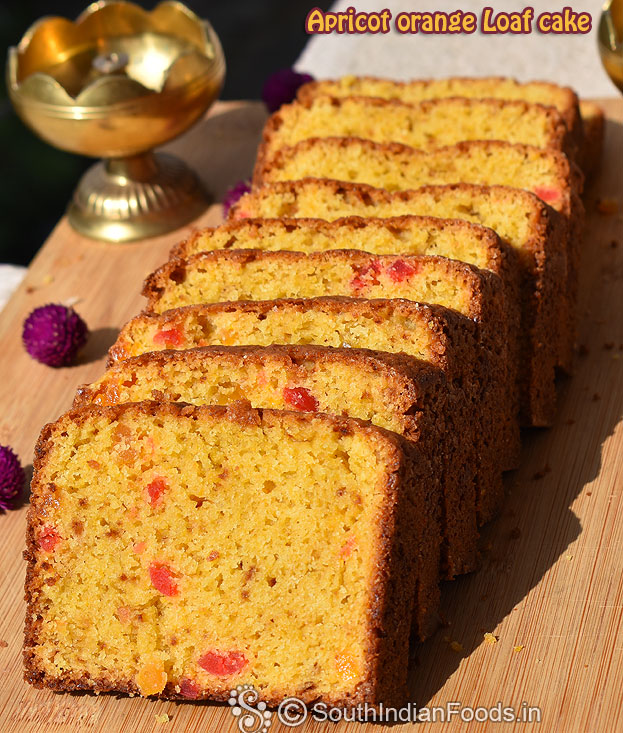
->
0;99;621;733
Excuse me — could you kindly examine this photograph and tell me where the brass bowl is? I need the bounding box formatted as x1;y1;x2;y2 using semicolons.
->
598;0;623;93
7;1;225;242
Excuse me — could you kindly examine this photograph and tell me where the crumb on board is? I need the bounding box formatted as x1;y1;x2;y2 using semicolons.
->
449;641;464;653
610;240;619;248
42;274;54;285
592;393;601;402
596;197;619;215
155;713;170;724
513;645;525;653
566;554;574;560
532;465;551;480
484;632;499;645
0;640;7;648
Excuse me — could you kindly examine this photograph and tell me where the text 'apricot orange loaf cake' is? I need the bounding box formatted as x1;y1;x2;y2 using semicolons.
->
25;402;438;707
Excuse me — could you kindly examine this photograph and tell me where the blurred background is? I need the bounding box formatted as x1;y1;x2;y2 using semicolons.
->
0;0;327;266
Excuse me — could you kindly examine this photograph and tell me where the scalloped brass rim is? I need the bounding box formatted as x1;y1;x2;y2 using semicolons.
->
9;66;221;116
16;1;209;58
9;0;224;106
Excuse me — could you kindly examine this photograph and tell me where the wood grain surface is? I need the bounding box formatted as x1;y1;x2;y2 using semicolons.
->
0;99;621;733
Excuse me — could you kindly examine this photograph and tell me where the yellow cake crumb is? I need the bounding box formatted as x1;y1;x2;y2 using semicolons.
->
484;632;499;645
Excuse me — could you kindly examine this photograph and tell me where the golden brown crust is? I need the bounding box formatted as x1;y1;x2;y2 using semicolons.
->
257;94;575;173
110;296;468;369
24;401;433;707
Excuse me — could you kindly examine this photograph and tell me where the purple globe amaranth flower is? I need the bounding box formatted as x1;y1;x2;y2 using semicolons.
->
222;180;251;218
262;68;315;113
0;445;25;511
22;304;89;367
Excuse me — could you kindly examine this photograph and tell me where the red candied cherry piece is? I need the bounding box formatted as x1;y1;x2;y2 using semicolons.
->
386;258;419;283
198;650;247;676
146;477;168;507
39;526;61;552
533;185;560;204
153;327;185;349
179;678;201;698
350;260;382;290
340;535;357;558
149;562;179;596
283;386;319;412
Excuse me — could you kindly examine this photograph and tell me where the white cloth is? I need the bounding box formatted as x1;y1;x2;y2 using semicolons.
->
296;0;616;98
0;265;26;312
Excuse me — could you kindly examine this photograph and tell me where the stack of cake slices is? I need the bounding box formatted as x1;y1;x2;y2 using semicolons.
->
25;76;602;709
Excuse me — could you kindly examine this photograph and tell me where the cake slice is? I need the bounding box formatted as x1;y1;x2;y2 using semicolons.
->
109;298;506;527
253;138;583;217
24;402;437;707
257;96;575;169
227;183;567;423
74;343;475;579
297;75;583;163
142;248;519;473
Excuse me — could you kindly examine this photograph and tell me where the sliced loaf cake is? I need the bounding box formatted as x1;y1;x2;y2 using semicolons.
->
25;402;437;706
